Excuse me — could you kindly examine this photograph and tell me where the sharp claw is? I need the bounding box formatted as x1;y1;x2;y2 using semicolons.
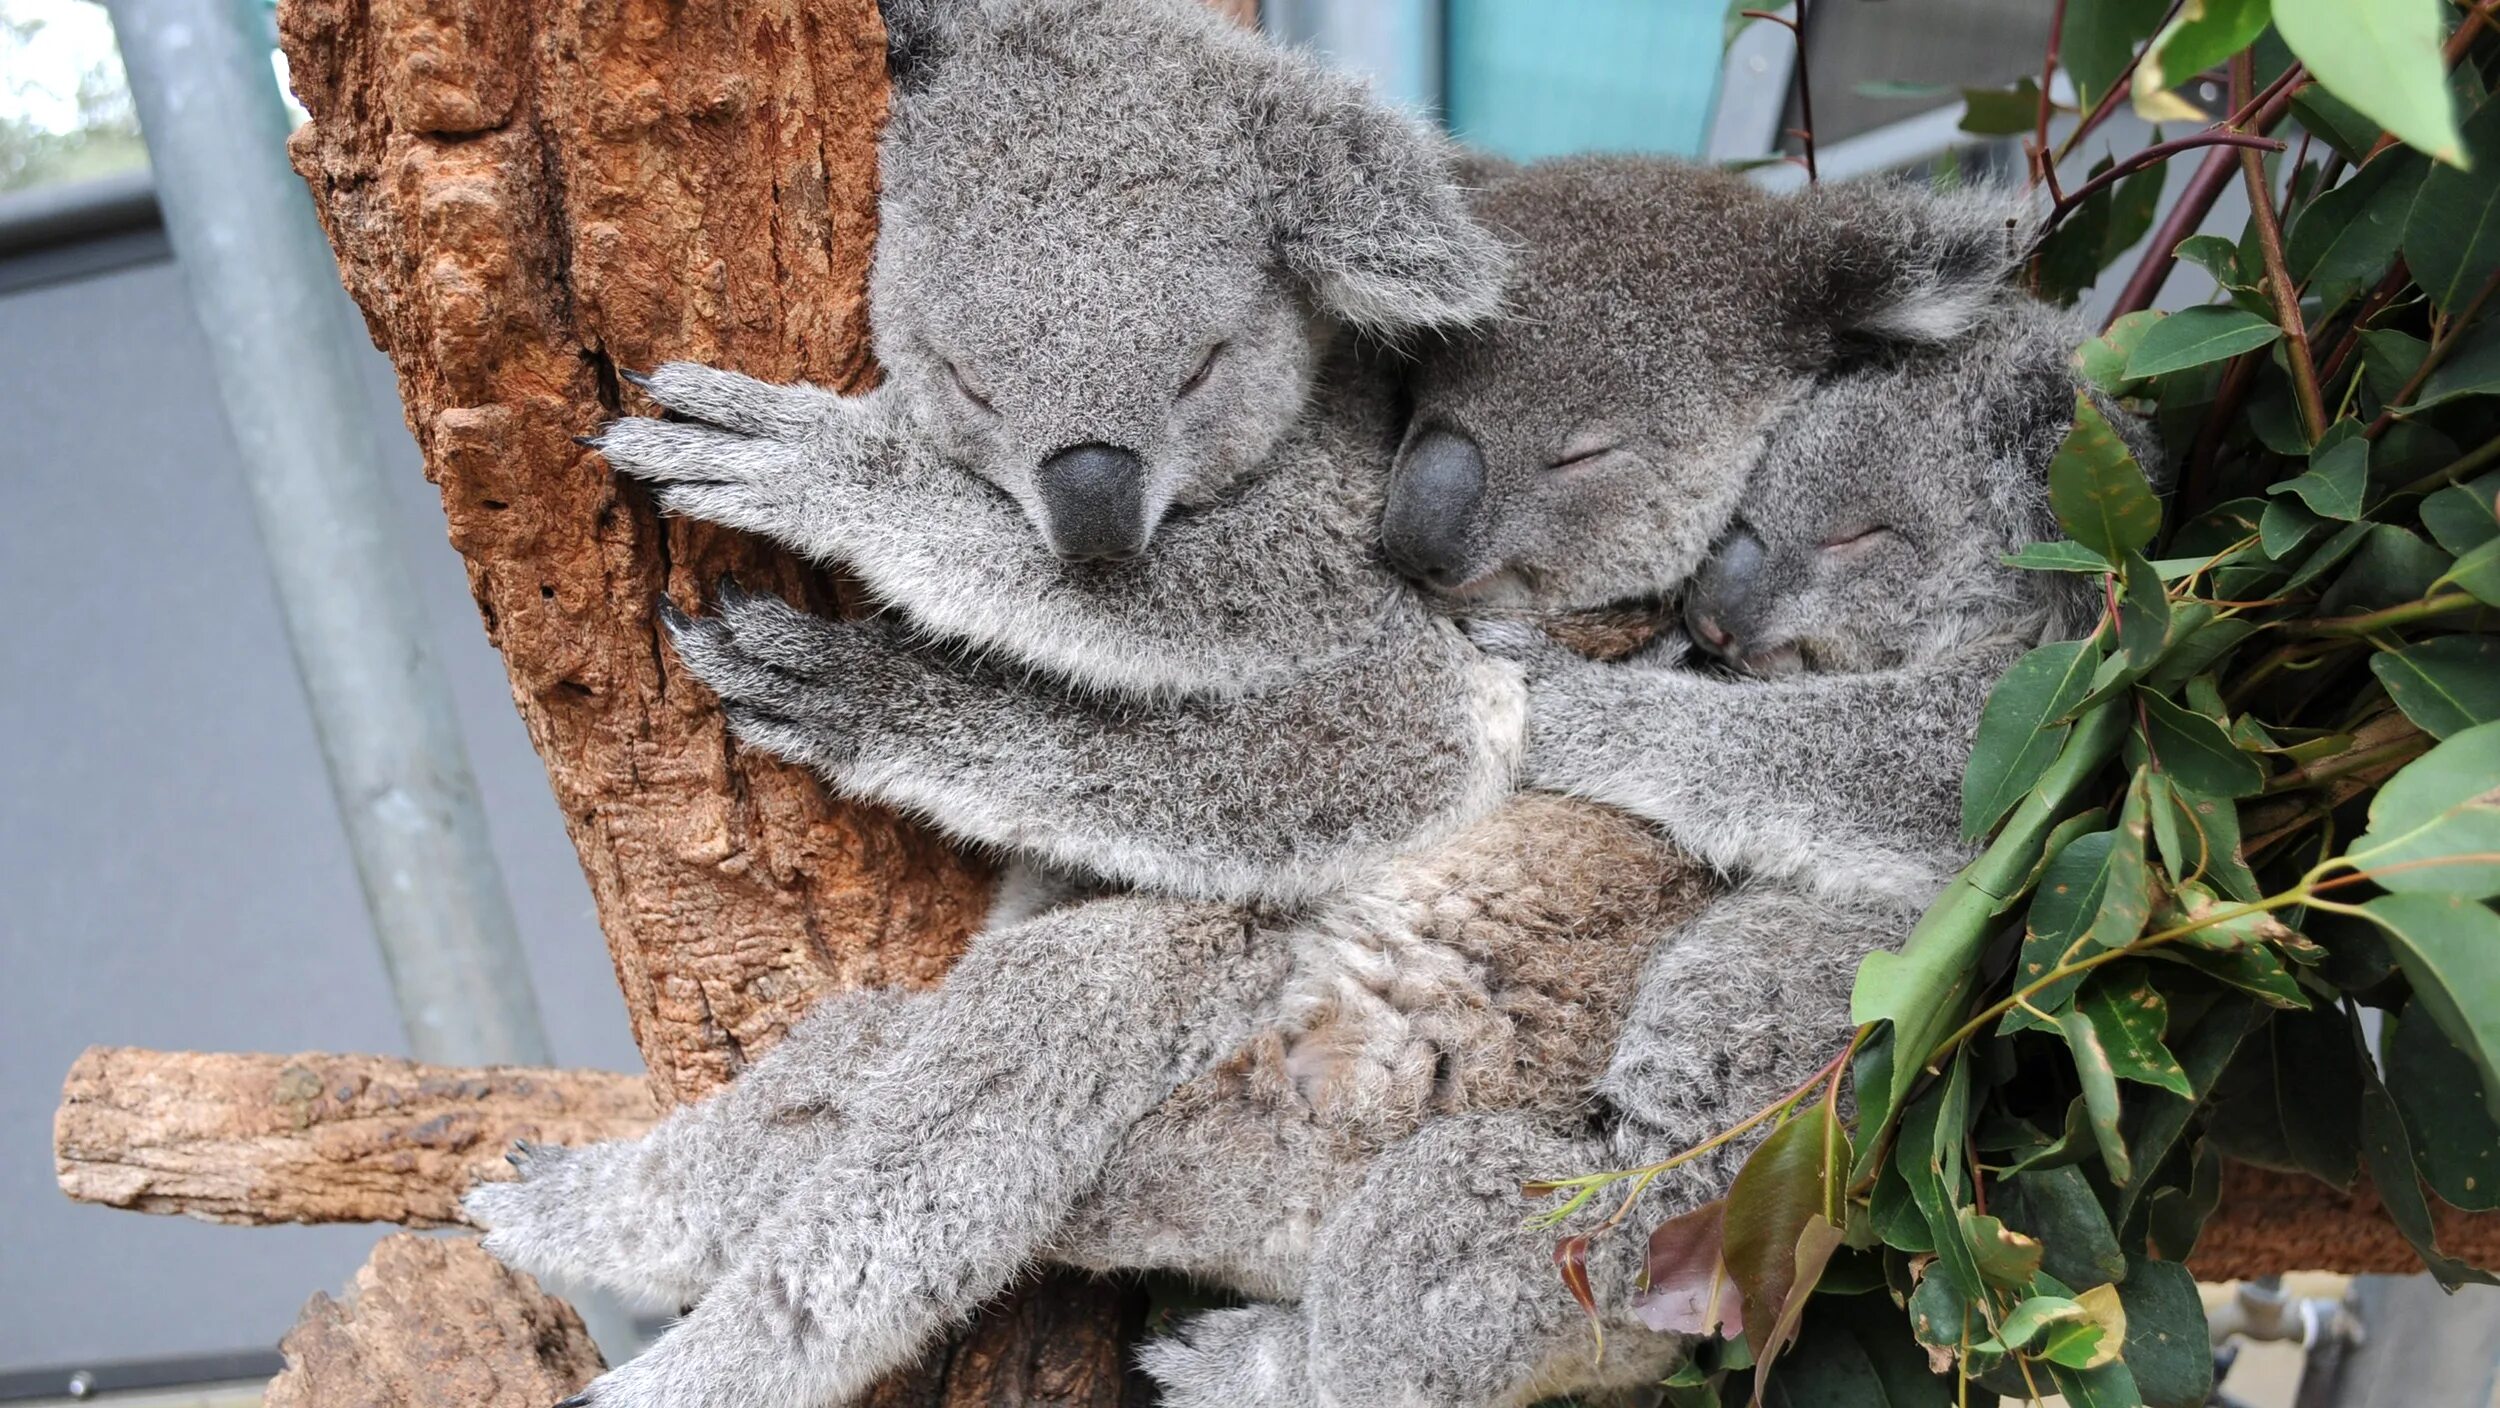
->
617;367;654;390
656;595;695;635
554;1393;592;1408
714;574;743;606
573;433;606;450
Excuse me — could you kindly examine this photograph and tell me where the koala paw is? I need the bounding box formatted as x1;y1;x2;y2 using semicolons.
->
659;587;902;772
1137;1305;1315;1408
593;363;847;537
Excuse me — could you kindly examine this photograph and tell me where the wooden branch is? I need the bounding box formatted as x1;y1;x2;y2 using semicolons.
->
55;1048;657;1226
65;1047;2500;1281
265;1233;603;1408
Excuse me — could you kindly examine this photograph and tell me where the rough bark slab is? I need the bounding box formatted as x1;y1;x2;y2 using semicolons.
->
55;1047;658;1226
277;0;987;1109
265;1232;603;1408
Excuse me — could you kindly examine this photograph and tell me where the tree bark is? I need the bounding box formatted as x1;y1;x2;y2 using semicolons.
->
265;1233;604;1408
270;0;1137;1396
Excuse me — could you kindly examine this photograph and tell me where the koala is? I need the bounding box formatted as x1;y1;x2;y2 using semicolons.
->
481;237;2084;1408
1127;296;2109;1408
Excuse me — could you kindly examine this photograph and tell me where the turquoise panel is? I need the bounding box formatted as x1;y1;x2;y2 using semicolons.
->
1444;0;1726;160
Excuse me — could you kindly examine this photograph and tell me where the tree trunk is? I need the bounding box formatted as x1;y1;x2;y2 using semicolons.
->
270;0;1138;1396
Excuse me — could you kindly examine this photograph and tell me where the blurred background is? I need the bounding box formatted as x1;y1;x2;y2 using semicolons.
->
0;1;2485;1405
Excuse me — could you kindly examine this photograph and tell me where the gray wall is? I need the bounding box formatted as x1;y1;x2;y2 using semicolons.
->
0;243;641;1374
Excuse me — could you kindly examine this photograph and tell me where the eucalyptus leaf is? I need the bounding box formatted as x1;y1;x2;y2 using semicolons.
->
2267;419;2371;521
2372;636;2500;739
2359;893;2500;1127
2123;306;2283;379
2285;146;2427;299
2290;84;2384;162
2350;720;2500;898
2064;0;2170;109
1961;77;2045;136
1996;1164;2129;1289
2440;536;2500;606
1962;635;2105;841
2113;1256;2215;1408
2421;474;2500;554
2133;0;2272;123
2355;1014;2500;1288
2275;0;2465;167
2139;689;2267;797
2050;395;2164;558
2058;1003;2137;1186
2407;98;2500;313
2079;970;2193;1096
2319;525;2454;615
2386;997;2500;1211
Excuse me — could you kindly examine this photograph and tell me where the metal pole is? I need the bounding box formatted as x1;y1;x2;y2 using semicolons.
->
102;0;551;1070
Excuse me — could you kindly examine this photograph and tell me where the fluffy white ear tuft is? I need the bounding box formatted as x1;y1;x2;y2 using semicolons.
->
1245;62;1509;332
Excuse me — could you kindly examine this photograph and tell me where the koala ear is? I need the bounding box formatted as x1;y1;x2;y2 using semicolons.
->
1779;180;2043;349
1245;65;1508;333
878;0;964;89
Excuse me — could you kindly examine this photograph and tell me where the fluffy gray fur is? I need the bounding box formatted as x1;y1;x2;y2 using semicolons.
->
474;287;2099;1408
474;2;2084;1397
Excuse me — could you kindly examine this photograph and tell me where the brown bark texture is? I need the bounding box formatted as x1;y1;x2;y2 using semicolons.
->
53;1047;659;1226
264;1233;605;1408
275;0;986;1110
62;1046;2500;1281
269;0;1141;1396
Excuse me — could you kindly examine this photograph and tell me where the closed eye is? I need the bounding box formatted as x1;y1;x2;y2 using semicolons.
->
1820;525;1894;552
1545;441;1621;473
1179;342;1227;397
945;359;996;414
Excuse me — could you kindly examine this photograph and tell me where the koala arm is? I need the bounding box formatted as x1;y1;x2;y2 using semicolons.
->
1512;642;2014;903
666;587;1521;904
555;891;1291;1408
598;362;1402;697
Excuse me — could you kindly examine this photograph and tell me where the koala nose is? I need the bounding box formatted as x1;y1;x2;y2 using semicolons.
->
1034;443;1148;562
1686;526;1766;660
1686;609;1736;656
1383;428;1488;590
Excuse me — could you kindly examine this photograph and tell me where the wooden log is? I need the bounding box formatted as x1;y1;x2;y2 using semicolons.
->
54;1047;657;1226
61;1047;2500;1281
264;1233;603;1408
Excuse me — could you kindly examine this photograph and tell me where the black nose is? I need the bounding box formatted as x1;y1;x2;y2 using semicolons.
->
1383;428;1488;590
1686;527;1766;659
1034;443;1147;562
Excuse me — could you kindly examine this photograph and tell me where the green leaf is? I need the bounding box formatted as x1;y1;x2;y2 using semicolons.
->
2134;0;2274;123
2172;233;2248;288
2440;535;2500;605
2150;777;2261;901
2267;418;2371;520
2142;1142;2224;1265
2408;322;2500;410
2407;98;2500;313
2355;1011;2500;1288
1962;636;2105;841
1959;1206;2046;1290
1996;1163;2129;1289
2104;161;2169;264
2291;84;2385;162
1723;1104;1847;1344
2113;1257;2216;1408
2114;1001;2260;1232
1979;1293;2090;1356
2065;0;2171;109
2122;306;2284;378
2278;1005;2368;1188
2058;1003;2137;1185
2039;178;2119;306
2139;689;2267;797
2077;310;2166;395
2260;496;2327;558
2350;720;2500;897
2373;636;2500;739
2164;940;2313;1007
2362;328;2432;409
2282;519;2373;592
2116;551;2173;672
2387;996;2500;1210
2286;147;2429;299
1894;1058;1984;1299
2079;970;2193;1096
1961;76;2044;135
2276;0;2466;166
2360;893;2500;1128
2319;525;2454;615
2144;614;2255;694
2051;395;2165;558
2007;540;2122;574
1787;1294;1958;1408
2050;1352;2148;1408
2422;474;2500;554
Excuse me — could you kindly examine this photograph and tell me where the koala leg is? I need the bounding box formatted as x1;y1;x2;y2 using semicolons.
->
1140;1111;1689;1408
465;986;928;1309
562;891;1290;1408
666;586;1516;905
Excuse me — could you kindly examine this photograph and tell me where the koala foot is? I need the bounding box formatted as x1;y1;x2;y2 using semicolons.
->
463;1138;722;1312
1138;1305;1316;1408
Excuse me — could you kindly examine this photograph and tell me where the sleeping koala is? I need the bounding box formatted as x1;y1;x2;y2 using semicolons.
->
480;293;2101;1408
1129;294;2108;1408
484;201;2073;1408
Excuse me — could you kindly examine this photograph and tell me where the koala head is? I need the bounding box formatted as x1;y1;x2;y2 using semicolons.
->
1683;300;2098;678
869;0;1505;562
1383;161;2035;612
